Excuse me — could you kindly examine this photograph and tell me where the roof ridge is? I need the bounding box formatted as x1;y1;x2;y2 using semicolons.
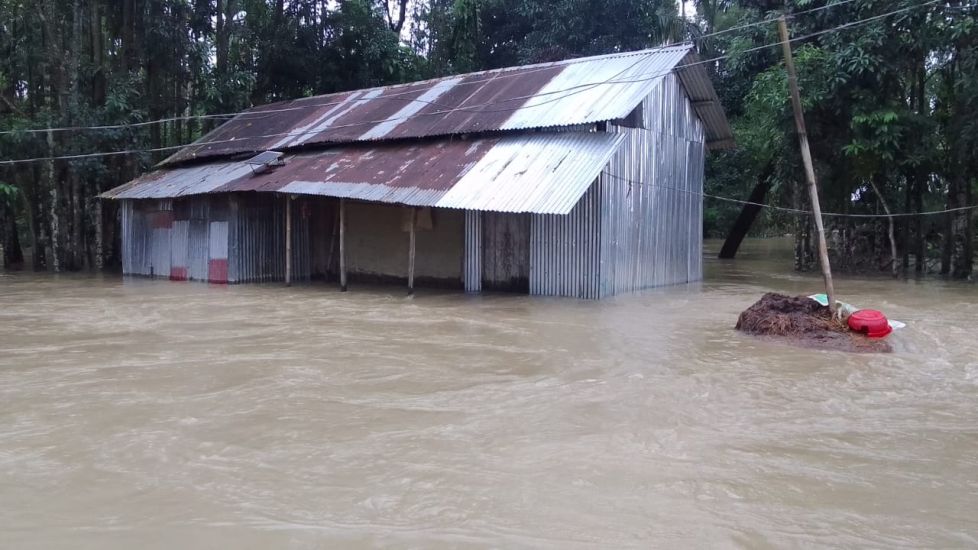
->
241;44;696;114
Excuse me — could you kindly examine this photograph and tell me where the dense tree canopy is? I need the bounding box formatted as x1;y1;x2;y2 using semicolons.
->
1;0;975;278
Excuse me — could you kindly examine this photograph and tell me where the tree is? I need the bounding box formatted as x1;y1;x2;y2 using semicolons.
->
702;0;976;279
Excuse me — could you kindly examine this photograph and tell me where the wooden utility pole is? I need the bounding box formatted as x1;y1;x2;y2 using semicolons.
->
407;207;417;296
778;16;837;312
285;195;292;286
339;199;348;292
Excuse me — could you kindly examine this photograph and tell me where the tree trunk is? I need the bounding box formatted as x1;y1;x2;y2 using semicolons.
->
90;0;107;106
68;0;83;270
950;173;973;279
914;60;927;274
2;197;25;269
718;161;774;259
216;0;230;77
901;168;912;273
870;176;898;278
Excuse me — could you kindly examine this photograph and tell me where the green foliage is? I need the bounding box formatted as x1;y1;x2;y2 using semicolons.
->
421;0;680;74
695;0;977;275
0;0;975;276
0;182;17;209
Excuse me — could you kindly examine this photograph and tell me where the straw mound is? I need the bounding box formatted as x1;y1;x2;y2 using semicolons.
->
736;293;891;353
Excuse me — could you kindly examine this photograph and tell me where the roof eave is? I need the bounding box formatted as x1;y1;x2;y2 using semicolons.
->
674;50;735;150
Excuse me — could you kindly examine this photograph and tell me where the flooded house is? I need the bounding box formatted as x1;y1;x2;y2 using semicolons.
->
102;44;733;299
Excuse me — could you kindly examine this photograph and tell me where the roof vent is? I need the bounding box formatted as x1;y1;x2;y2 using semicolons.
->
245;151;285;174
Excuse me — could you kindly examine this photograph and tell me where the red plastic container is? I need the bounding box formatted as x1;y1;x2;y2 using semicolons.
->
848;309;892;339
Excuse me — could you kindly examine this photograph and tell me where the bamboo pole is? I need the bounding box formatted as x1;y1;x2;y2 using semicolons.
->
778;16;837;312
339;198;347;292
407;207;417;296
285;195;292;286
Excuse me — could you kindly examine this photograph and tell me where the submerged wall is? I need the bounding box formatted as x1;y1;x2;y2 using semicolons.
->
344;202;463;285
121;196;233;282
598;72;706;297
122;194;463;287
121;194;309;283
466;73;707;299
529;185;602;299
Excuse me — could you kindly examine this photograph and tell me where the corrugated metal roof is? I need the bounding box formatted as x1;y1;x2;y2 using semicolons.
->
674;51;735;149
437;133;624;214
163;44;730;165
105;132;624;215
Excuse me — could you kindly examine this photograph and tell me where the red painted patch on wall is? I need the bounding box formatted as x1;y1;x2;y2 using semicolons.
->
151;211;174;229
208;259;228;284
170;266;188;281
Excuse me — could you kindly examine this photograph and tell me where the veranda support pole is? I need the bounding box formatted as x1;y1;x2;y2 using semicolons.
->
339;198;347;292
285;195;292;287
407;207;417;296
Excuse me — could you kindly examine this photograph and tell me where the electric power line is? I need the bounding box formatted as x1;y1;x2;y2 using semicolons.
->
599;171;978;219
0;0;952;166
0;0;933;137
678;0;864;43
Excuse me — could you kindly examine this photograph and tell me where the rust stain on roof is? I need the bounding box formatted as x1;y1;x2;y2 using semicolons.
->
106;132;625;215
161;45;726;166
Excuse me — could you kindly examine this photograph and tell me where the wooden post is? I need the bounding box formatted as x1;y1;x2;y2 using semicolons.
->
339;198;347;291
285;195;292;286
407;207;417;295
778;16;837;312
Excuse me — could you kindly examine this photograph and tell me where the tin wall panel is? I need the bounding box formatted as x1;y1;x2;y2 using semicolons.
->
122;198;221;282
481;212;530;291
226;193;313;284
209;221;229;259
464;211;482;293
597;73;706;297
121;200;162;277
121;200;133;274
291;197;311;282
122;194;312;285
528;183;602;299
187;219;209;281
171;220;190;268
229;195;284;283
150;228;171;278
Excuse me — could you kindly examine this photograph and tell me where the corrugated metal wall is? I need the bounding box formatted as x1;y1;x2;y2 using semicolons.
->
228;194;278;283
520;73;705;299
463;211;482;293
481;212;530;292
121;199;174;278
528;184;602;299
227;194;310;283
122;194;311;284
597;72;706;297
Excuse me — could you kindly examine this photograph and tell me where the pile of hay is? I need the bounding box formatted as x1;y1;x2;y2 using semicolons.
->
736;293;890;353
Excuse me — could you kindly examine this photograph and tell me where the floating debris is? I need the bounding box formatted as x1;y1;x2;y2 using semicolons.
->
736;293;891;353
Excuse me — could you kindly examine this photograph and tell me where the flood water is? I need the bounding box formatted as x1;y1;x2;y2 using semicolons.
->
1;239;976;549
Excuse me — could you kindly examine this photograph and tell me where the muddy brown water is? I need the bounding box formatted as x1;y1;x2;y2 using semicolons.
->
1;239;976;549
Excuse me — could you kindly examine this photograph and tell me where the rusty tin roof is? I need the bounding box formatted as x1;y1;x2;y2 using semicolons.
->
162;44;731;165
104;132;625;215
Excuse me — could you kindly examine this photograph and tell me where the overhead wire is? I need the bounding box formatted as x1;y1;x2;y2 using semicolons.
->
0;0;923;137
599;171;978;219
677;0;864;43
0;0;948;167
